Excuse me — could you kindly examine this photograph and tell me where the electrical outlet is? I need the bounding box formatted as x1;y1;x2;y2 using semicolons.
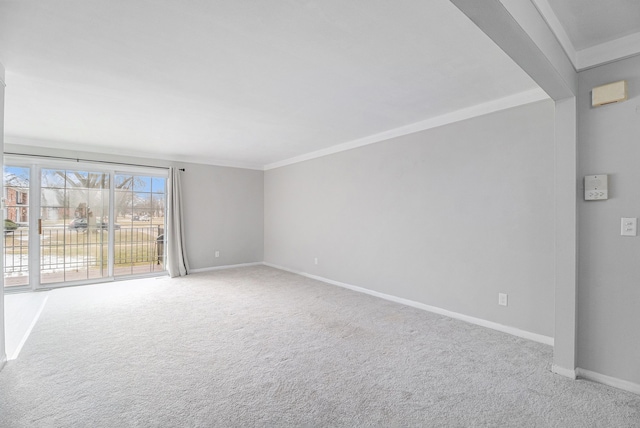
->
498;293;508;306
314;258;318;265
215;251;220;258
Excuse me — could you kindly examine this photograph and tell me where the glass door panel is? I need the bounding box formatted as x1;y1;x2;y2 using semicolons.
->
40;169;110;284
114;174;166;276
3;166;30;288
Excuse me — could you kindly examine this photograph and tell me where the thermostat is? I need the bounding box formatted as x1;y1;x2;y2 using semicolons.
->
584;174;608;200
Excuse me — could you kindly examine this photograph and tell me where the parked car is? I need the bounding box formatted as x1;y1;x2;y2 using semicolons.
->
4;219;19;233
139;215;150;221
68;218;121;230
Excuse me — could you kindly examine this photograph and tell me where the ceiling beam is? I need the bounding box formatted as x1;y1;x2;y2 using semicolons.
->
451;0;576;100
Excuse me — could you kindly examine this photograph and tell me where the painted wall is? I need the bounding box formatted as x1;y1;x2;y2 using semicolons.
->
3;144;264;272
179;162;263;270
265;99;556;337
577;55;640;385
0;62;6;369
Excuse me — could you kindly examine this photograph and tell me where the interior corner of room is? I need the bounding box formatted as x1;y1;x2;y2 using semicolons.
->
1;0;640;422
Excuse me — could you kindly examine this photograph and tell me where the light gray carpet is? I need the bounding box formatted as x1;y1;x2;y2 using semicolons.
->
0;265;638;427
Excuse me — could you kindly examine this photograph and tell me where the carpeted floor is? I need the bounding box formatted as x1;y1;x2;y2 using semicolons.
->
0;265;639;427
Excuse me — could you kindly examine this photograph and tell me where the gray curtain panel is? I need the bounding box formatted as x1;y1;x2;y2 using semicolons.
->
167;167;189;277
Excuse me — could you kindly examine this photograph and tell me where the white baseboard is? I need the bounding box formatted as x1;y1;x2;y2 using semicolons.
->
552;364;577;379
577;368;640;396
263;262;554;346
190;262;263;274
190;262;640;396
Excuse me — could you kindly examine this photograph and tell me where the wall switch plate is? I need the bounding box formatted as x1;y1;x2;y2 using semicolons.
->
314;258;318;265
215;251;220;257
498;293;508;306
621;218;637;236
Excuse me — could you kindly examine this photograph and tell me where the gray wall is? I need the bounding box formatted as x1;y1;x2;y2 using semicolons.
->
180;162;263;270
577;55;640;385
265;99;556;337
3;144;264;272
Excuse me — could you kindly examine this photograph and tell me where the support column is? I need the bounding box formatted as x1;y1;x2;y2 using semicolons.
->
552;97;577;377
450;0;578;378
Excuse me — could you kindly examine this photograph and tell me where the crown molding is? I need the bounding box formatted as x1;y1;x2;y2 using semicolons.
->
576;31;640;71
530;0;640;71
6;89;551;172
264;88;549;170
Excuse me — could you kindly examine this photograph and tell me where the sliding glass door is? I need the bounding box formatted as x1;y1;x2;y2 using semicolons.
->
3;158;167;291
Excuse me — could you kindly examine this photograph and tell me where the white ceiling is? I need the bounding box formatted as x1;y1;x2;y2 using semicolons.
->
2;1;638;169
547;0;640;50
537;0;640;70
0;1;545;169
